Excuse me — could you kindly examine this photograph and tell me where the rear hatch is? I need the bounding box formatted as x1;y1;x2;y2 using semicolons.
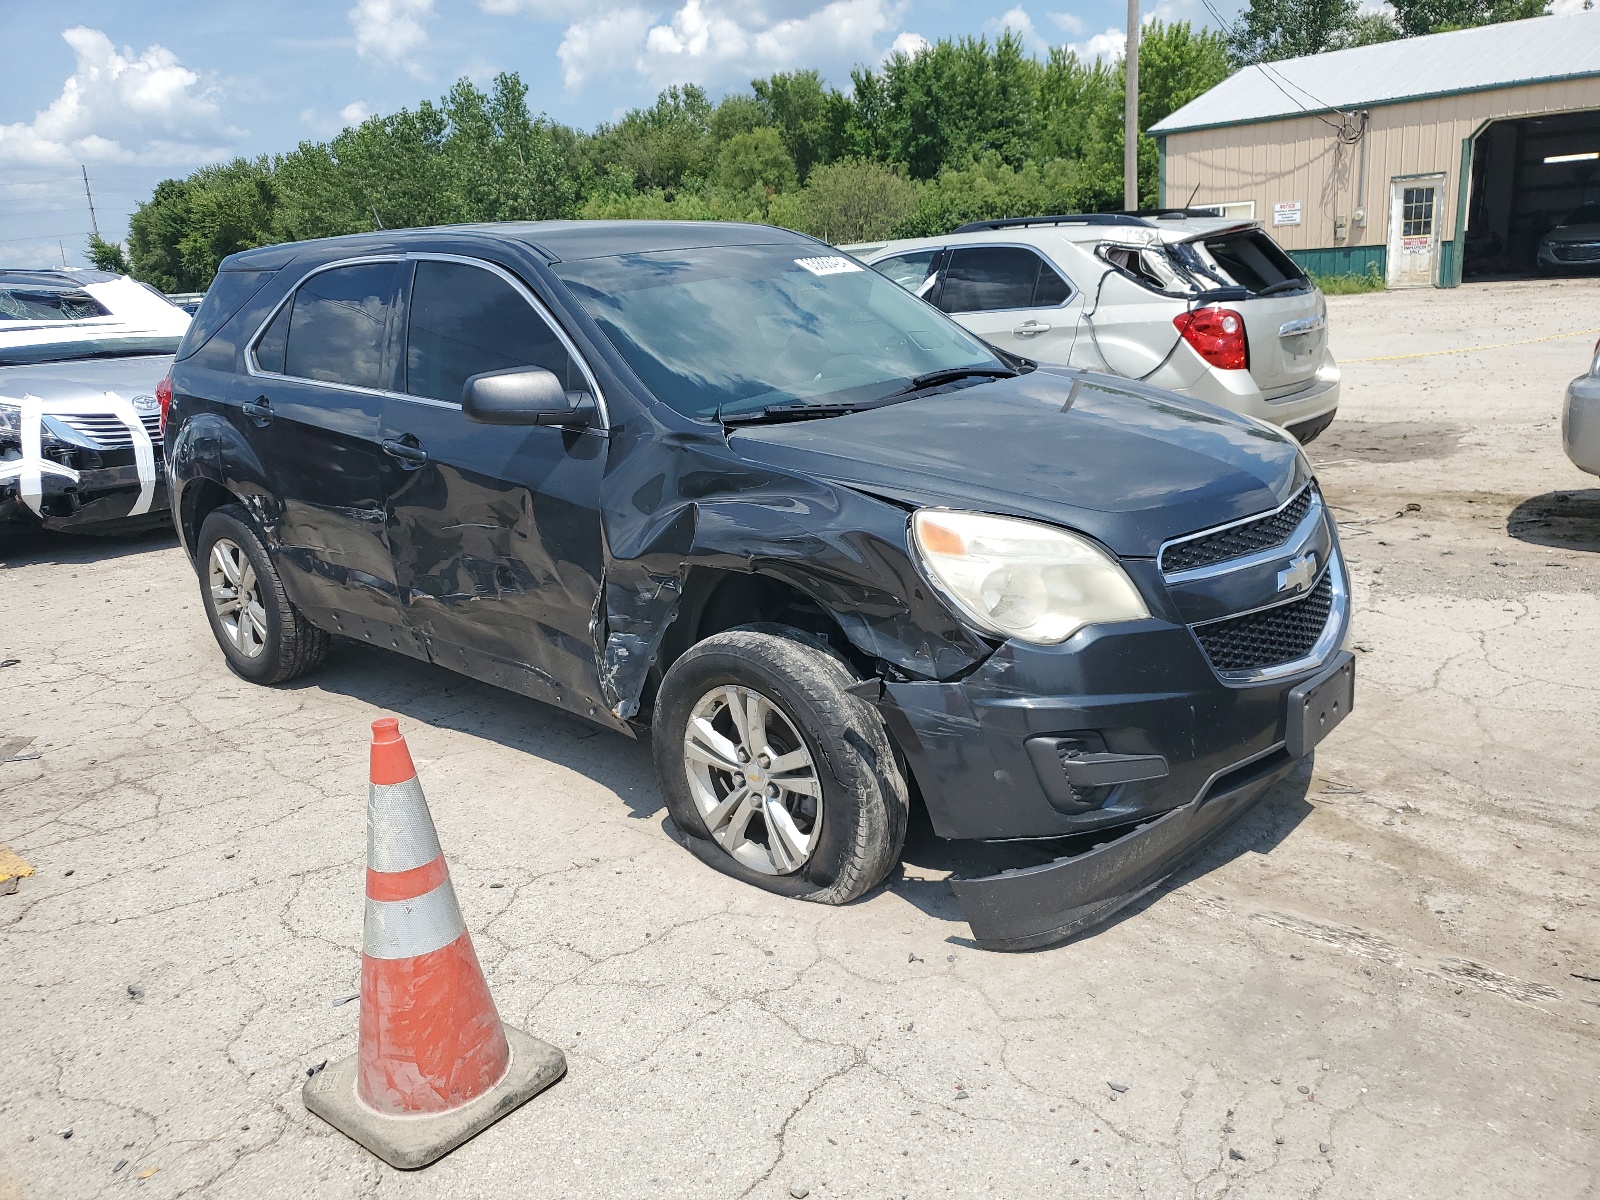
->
1163;225;1327;399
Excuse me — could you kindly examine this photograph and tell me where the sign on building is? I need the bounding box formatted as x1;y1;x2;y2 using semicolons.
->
1272;201;1303;227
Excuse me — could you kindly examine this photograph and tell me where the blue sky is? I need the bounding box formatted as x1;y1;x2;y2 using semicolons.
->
0;0;1230;269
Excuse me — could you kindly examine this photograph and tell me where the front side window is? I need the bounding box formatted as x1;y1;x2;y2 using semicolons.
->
404;260;583;404
554;244;1003;421
264;262;398;389
937;247;1070;313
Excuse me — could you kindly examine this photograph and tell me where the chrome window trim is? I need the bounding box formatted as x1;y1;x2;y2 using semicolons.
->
1192;546;1349;687
866;241;1079;314
1162;487;1325;583
1158;481;1316;577
244;251;610;430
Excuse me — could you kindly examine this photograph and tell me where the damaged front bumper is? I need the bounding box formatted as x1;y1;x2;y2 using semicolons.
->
876;608;1354;950
0;457;169;531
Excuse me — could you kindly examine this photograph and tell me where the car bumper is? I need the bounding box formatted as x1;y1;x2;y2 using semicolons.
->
0;457;170;531
875;593;1353;949
1173;355;1341;432
1562;373;1600;476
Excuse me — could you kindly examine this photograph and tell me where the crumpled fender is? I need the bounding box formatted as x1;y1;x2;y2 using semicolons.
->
594;431;993;720
168;411;276;552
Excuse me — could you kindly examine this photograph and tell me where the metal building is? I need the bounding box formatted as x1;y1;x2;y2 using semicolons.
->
1151;13;1600;287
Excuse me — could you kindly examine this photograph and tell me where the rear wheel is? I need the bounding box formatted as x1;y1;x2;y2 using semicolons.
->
652;624;907;904
196;504;328;684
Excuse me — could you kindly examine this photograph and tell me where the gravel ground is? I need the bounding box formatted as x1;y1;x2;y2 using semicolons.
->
2;278;1597;1199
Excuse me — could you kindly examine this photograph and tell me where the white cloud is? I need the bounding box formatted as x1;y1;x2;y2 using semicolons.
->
991;6;1050;53
0;27;233;166
349;0;434;61
886;30;930;59
1047;10;1086;34
1070;27;1126;59
553;0;903;90
340;100;374;125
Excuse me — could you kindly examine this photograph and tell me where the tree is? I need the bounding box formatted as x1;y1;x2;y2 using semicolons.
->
1229;0;1362;62
1388;0;1545;35
751;70;841;181
774;160;916;242
86;234;130;274
714;127;797;195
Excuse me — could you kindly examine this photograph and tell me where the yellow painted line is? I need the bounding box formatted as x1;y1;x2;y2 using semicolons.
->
0;844;33;894
1345;327;1600;364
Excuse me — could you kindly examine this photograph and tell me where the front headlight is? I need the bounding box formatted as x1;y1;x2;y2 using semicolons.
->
911;510;1150;645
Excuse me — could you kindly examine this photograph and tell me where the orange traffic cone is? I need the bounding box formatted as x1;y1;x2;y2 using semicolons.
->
304;718;565;1168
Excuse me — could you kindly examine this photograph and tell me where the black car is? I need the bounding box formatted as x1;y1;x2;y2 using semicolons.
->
164;221;1353;950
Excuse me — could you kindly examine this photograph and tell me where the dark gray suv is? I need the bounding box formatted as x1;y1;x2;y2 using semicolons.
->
163;221;1353;950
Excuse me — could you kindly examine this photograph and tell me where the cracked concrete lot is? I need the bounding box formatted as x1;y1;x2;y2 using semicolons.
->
3;278;1599;1199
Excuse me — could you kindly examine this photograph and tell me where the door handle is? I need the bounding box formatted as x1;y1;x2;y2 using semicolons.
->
241;397;273;425
1013;320;1052;337
381;437;429;466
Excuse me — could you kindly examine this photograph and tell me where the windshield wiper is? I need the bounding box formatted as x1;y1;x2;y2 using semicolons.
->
717;401;869;426
906;366;1017;390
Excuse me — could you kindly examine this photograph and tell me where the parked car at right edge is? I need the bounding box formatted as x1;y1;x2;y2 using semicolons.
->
847;212;1341;444
1562;336;1600;475
164;220;1355;951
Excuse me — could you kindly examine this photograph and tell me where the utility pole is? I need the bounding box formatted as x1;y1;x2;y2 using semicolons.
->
81;165;100;240
1124;0;1140;212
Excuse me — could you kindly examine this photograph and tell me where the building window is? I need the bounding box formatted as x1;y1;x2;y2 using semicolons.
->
1196;201;1257;220
1401;187;1435;237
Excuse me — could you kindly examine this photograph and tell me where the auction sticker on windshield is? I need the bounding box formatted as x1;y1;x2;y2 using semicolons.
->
794;256;864;276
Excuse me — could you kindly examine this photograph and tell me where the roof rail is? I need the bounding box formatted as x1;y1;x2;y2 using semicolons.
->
951;213;1154;234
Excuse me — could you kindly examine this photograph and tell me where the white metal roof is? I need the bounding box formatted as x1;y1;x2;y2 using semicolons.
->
1151;11;1600;135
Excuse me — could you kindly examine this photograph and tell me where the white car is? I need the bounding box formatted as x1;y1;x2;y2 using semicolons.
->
1;269;191;537
847;213;1341;443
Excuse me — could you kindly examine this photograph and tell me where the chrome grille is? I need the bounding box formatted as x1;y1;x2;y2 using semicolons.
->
53;411;161;449
1160;484;1315;575
1553;243;1600;263
1192;570;1334;673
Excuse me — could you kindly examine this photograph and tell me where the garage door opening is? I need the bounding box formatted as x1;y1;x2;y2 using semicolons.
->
1463;108;1600;281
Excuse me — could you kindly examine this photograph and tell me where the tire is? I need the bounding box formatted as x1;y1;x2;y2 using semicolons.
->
196;504;328;685
652;624;908;905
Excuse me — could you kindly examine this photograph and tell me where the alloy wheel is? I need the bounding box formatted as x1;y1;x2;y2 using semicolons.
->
208;537;267;660
682;684;822;875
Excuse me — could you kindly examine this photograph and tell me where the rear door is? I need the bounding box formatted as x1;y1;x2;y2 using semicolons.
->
1187;228;1328;399
247;259;418;647
931;245;1080;362
379;256;609;718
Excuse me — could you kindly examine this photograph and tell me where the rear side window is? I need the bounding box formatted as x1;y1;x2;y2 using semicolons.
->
872;250;943;296
175;269;275;361
404;260;582;404
937;247;1071;313
269;262;399;389
1200;230;1307;294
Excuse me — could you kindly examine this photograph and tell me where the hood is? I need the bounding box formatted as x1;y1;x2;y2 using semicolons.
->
728;369;1307;558
0;354;174;404
1544;224;1600;244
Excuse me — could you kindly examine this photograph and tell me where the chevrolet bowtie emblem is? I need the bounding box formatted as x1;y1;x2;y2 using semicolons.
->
1278;551;1318;594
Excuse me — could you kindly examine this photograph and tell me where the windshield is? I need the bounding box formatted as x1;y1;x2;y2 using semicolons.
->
553;244;1003;420
1563;204;1600;226
0;335;183;367
0;282;110;322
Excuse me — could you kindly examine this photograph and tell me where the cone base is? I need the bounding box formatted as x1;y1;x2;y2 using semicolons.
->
303;1026;566;1169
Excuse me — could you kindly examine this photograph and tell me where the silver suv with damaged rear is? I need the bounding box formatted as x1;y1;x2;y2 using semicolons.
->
849;212;1340;443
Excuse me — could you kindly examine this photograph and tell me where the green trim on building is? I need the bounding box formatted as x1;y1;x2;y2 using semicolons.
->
1289;245;1387;279
1438;239;1459;288
1156;135;1167;208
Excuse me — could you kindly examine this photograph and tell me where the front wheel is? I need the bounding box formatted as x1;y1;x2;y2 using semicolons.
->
652;625;908;905
196;504;328;685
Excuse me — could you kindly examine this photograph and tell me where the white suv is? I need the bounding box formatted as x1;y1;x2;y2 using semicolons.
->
847;213;1341;443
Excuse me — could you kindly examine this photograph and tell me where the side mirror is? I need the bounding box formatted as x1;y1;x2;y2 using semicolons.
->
462;367;593;428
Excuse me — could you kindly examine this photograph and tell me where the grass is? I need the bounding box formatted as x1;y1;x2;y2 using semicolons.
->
1311;266;1386;294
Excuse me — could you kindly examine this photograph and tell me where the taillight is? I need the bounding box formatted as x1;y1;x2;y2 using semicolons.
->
1173;307;1249;372
156;373;173;435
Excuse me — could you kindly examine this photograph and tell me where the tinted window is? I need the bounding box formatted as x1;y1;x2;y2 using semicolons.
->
177;269;275;361
1031;261;1071;306
254;301;290;375
405;260;581;404
873;250;942;294
283;262;398;389
1199;230;1307;294
938;247;1051;313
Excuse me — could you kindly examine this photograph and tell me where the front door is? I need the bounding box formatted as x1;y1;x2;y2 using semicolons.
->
932;245;1081;363
246;259;419;649
380;256;609;719
1387;176;1443;288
